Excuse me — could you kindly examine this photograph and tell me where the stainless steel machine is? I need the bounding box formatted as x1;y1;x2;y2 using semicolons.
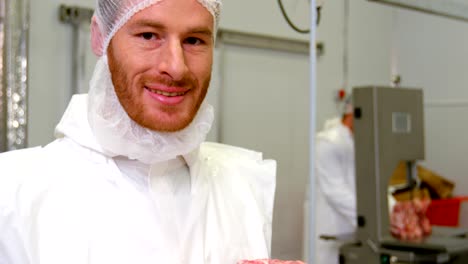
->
339;86;468;264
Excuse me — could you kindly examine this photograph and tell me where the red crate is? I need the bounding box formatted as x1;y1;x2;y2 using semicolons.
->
426;196;468;226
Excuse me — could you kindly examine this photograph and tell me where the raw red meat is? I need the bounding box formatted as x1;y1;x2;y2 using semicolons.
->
390;198;432;242
238;259;305;264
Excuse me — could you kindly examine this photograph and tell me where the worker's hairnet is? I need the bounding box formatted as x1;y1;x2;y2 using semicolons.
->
92;0;222;56
341;95;353;116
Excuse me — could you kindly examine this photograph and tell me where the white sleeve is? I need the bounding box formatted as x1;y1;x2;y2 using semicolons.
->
242;158;276;254
0;148;43;264
0;162;27;264
315;139;356;226
0;212;30;264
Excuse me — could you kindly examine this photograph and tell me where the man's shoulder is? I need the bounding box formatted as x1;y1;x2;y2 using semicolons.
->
198;141;276;196
0;138;106;212
199;142;276;241
0;146;44;171
200;142;266;162
198;142;276;189
0;143;62;189
0;138;101;181
198;142;276;183
0;145;43;157
317;122;351;145
0;147;48;212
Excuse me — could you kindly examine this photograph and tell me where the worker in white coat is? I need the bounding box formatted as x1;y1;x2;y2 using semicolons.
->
315;100;356;264
0;0;276;263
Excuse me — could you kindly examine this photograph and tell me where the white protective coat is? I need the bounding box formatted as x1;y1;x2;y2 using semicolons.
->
314;118;356;264
0;95;276;264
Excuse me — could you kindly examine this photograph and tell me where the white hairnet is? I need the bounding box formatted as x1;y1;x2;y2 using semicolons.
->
341;95;353;115
93;0;222;56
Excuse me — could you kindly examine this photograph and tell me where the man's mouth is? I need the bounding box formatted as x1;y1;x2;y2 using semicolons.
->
145;87;188;97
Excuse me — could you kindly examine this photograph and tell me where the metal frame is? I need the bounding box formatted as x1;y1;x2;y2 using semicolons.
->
0;0;29;152
308;1;318;263
59;5;94;26
425;99;468;108
217;29;323;56
0;0;5;151
59;5;94;96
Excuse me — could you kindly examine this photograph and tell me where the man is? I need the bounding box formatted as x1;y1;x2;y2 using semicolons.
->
0;0;276;263
314;99;356;264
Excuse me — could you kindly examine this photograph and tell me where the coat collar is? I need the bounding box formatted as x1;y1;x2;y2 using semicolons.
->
54;94;201;168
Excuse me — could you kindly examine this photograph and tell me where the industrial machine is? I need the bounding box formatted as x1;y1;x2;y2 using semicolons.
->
339;86;468;264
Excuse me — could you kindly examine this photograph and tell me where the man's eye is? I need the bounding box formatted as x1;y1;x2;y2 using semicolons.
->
185;37;203;45
141;33;156;40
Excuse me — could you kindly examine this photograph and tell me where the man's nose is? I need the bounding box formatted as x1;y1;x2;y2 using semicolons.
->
157;39;188;81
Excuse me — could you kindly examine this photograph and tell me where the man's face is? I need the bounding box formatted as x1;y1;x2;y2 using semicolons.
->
107;0;214;132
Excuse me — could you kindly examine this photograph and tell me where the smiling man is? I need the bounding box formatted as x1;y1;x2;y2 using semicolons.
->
0;0;276;263
106;0;213;132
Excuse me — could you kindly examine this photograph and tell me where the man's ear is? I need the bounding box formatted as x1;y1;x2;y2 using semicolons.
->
91;16;104;57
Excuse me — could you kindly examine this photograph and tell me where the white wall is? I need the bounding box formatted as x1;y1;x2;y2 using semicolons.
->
393;8;468;195
220;0;309;42
218;43;310;260
28;0;94;147
316;0;393;127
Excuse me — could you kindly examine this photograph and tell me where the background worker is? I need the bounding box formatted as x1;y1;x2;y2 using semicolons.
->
315;99;356;264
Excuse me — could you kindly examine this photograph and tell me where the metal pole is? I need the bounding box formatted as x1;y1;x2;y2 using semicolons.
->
0;0;6;152
2;0;29;151
308;0;317;263
58;5;94;96
71;25;79;95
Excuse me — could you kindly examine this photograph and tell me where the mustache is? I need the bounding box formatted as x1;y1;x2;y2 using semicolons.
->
141;75;196;89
